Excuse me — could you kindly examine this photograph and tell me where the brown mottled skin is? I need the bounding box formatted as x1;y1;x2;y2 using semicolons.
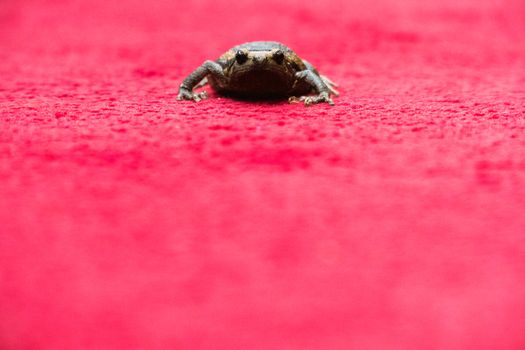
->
177;41;339;106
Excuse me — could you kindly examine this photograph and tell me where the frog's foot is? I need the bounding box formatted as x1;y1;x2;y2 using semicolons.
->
289;92;335;106
177;88;208;102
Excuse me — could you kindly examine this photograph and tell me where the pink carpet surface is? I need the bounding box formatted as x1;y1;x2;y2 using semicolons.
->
1;0;525;349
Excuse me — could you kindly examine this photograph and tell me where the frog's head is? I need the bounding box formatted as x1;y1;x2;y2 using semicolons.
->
232;48;286;71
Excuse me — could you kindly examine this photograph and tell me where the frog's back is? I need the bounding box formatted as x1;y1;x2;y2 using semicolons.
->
233;41;294;53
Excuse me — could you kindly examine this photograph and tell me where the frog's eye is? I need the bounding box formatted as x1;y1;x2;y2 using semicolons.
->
272;50;284;64
235;50;248;64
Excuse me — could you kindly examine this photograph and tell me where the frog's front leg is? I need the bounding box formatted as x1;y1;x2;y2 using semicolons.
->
177;60;225;102
289;69;335;106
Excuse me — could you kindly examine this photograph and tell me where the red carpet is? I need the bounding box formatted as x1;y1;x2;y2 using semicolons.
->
1;0;525;349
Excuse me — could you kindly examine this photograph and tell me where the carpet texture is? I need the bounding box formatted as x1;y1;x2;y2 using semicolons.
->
1;0;525;349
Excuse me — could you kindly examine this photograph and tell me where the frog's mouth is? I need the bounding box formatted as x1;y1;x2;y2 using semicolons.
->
229;66;293;97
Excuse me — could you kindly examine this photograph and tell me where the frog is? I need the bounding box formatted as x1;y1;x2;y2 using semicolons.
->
177;41;339;106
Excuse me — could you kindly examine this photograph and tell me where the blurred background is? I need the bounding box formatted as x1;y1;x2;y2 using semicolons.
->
1;0;525;349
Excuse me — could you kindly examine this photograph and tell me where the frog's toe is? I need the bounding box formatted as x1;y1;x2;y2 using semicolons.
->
288;92;334;106
288;95;314;105
313;92;334;105
320;96;335;106
177;89;208;102
191;91;208;102
177;89;193;101
303;96;315;106
288;96;302;104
